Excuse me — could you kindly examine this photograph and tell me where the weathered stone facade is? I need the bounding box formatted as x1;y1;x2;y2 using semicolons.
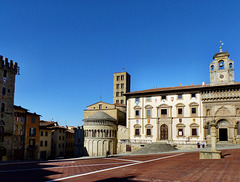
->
0;55;19;161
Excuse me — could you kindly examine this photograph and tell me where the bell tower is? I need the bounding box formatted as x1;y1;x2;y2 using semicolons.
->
210;41;235;86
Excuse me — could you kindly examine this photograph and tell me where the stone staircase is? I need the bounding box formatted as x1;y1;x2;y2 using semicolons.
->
131;143;177;155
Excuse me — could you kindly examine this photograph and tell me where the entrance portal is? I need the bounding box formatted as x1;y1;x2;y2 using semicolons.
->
219;128;228;141
160;124;168;140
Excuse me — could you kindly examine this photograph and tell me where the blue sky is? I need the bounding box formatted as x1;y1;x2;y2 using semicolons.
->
1;0;240;127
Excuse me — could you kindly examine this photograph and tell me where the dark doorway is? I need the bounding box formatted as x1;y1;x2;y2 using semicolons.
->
219;128;228;141
160;124;168;140
40;151;47;160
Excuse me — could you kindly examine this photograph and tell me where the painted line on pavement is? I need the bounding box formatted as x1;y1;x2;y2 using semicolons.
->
48;153;185;182
105;157;141;163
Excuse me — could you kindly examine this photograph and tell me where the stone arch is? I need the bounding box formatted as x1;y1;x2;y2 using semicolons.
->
215;106;231;116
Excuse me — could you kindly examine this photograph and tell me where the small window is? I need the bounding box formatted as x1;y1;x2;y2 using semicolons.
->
121;92;124;96
63;136;64;140
192;108;197;114
40;141;43;147
146;129;151;136
45;131;48;136
178;108;183;115
146;110;151;118
178;94;182;99
192;128;197;136
3;70;7;78
121;75;124;80
29;139;35;147
31;117;35;123
59;136;61;140
99;104;102;109
237;122;240;135
29;128;36;137
162;96;166;100
116;76;120;81
178;129;183;136
116;84;119;89
41;131;43;136
1;103;5;112
116;100;119;103
121;84;124;89
59;144;61;148
45;141;48;146
2;87;6;95
135;110;139;116
121;100;124;104
116;92;119;97
161;109;167;115
135;129;140;136
136;98;139;103
211;65;214;71
229;63;233;69
191;93;196;98
146;97;151;102
7;89;10;93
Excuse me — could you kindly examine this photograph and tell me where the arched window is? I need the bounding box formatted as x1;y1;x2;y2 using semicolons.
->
211;65;214;71
229;63;233;69
219;60;224;69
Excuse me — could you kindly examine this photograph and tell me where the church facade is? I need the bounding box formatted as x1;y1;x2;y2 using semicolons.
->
125;47;240;149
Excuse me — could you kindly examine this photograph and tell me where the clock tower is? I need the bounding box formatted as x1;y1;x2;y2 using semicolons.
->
210;42;235;86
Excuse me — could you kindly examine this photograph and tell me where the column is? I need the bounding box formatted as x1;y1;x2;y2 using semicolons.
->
210;121;217;152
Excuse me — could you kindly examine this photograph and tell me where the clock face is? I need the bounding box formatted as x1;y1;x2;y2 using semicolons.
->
217;72;227;81
220;74;224;79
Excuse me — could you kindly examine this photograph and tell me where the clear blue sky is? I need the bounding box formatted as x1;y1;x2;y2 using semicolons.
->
1;0;240;127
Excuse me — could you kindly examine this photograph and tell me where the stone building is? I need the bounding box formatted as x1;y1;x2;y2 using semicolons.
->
39;120;54;160
83;101;126;156
74;126;84;157
113;71;131;105
13;105;28;160
65;126;75;158
124;46;240;151
0;55;19;161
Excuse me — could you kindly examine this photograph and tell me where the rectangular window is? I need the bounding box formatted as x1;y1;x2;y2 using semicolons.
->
192;108;197;114
62;143;64;148
121;75;124;80
121;100;124;104
59;144;61;148
121;84;124;89
45;131;48;136
3;70;7;78
29;128;36;137
31;117;35;123
99;104;102;109
116;92;119;97
192;129;197;136
135;129;140;136
178;129;183;136
178;94;182;99
121;92;124;96
116;76;120;81
191;93;196;98
147;110;151;118
41;131;43;136
40;141;43;147
45;141;48;146
29;139;35;147
116;84;119;89
146;97;151;102
59;136;61;140
146;129;151;136
178;108;183;115
136;98;139;103
162;96;166;100
2;87;6;95
116;100;119;103
161;109;167;115
135;110;139;116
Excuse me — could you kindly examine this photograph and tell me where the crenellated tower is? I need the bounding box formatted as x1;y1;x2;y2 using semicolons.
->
0;55;19;161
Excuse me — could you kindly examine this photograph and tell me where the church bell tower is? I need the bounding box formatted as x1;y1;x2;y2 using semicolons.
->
210;41;235;86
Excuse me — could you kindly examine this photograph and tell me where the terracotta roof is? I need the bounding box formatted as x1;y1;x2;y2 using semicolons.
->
124;82;240;96
40;120;56;127
66;129;74;133
113;103;126;107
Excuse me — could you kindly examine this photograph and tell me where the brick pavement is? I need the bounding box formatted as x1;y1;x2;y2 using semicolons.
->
0;149;240;182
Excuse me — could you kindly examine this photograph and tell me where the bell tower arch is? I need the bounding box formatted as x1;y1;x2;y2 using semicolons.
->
210;41;235;86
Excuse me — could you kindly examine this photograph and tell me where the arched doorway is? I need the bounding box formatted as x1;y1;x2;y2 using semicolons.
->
218;120;229;141
160;124;168;140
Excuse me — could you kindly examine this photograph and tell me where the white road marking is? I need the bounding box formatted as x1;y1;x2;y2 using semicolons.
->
105;157;141;163
0;162;130;173
48;153;185;182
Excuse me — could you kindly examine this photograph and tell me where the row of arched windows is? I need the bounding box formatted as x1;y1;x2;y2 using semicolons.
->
84;129;117;138
210;60;233;71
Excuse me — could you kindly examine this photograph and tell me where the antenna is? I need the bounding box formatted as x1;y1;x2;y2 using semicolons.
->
220;41;224;52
